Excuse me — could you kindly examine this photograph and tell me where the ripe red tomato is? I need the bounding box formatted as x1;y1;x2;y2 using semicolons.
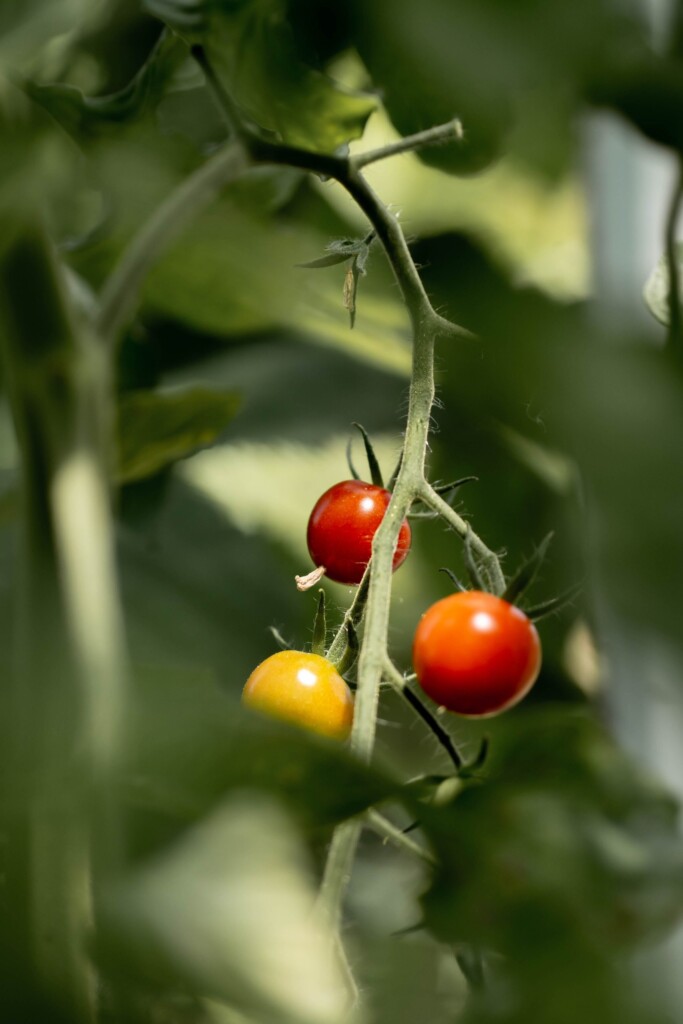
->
307;480;411;585
242;650;354;740
412;590;541;717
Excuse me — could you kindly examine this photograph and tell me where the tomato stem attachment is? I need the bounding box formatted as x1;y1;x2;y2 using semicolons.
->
295;565;327;591
364;809;436;864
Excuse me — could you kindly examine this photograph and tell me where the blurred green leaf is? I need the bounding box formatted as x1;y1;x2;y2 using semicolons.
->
22;30;187;138
124;663;396;837
103;794;358;1024
298;252;352;270
140;198;410;372
424;235;683;656
68;123;411;372
0;0;90;70
590;49;683;153
420;707;683;942
117;386;242;484
418;708;683;1023
348;0;647;176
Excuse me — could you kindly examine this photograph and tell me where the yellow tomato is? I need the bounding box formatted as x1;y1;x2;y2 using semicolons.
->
242;650;354;741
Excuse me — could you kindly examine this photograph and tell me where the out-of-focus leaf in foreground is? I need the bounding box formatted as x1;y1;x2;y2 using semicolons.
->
418;708;683;1024
22;30;188;139
124;665;395;843
0;0;90;70
103;794;360;1024
117;386;242;484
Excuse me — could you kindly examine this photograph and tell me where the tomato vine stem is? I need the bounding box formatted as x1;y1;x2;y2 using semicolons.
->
98;41;506;982
352;119;464;170
364;808;435;864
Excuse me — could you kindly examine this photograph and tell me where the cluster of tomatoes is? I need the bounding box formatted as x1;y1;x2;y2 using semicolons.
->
242;476;541;740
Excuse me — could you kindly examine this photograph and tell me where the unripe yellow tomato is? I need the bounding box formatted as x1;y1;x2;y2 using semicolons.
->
242;650;354;741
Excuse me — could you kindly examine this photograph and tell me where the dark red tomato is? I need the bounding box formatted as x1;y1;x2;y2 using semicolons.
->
413;590;541;717
307;480;411;585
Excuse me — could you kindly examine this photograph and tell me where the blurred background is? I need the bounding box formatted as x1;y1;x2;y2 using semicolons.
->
2;0;683;1022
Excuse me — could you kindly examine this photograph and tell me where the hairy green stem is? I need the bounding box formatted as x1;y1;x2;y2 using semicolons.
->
364;808;435;864
353;119;463;170
419;483;506;595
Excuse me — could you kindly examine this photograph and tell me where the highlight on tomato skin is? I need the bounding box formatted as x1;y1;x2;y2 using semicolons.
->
306;479;412;585
412;590;542;718
242;650;354;740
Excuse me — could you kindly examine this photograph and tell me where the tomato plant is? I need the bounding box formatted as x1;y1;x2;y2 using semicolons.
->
242;649;354;740
2;3;683;1023
306;479;411;585
412;591;541;717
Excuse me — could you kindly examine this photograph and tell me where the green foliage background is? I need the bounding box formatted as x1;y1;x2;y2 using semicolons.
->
2;2;683;1023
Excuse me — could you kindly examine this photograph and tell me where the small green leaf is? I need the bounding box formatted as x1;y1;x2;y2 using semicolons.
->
503;532;554;605
117;386;242;484
351;422;384;487
327;238;367;256
296;252;351;269
524;582;582;622
332;620;359;677
311;589;327;656
433;475;478;497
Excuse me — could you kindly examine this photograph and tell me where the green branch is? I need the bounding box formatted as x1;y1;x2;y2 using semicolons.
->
352;119;463;170
96;140;247;346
